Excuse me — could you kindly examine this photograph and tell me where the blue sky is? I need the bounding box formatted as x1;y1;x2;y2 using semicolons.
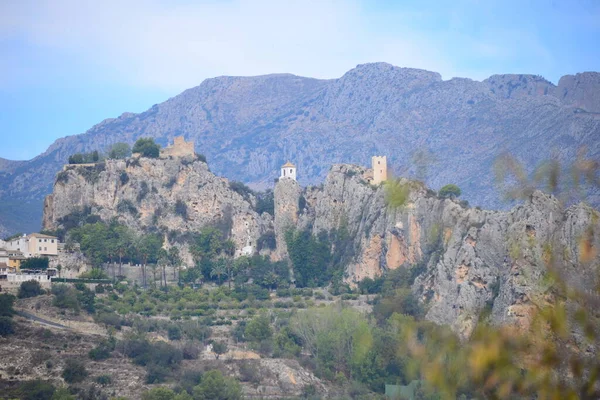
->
1;0;598;161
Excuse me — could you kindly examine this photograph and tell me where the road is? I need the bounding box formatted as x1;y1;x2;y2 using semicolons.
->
16;309;69;329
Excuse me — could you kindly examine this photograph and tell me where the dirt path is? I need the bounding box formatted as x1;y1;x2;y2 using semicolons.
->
16;310;69;329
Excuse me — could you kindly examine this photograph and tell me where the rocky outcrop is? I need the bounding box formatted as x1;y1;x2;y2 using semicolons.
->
43;156;272;262
3;62;600;236
278;164;600;339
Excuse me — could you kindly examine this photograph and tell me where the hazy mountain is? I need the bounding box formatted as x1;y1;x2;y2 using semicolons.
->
1;62;599;236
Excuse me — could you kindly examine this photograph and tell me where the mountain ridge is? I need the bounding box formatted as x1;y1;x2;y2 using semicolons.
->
1;62;599;236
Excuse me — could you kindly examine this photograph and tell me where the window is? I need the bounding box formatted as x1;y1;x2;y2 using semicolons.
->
51;240;54;243
283;170;286;176
39;247;42;251
44;247;47;251
378;161;380;165
44;239;47;242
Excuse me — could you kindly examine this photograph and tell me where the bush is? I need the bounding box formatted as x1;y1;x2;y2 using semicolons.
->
0;316;15;336
88;338;116;360
62;359;88;383
182;342;200;360
257;231;276;251
133;138;160;158
52;285;80;312
192;369;242;400
95;375;112;385
168;325;182;341
439;184;462;198
175;200;188;220
18;280;44;299
18;380;56;400
119;171;129;185
229;181;254;200
255;190;274;215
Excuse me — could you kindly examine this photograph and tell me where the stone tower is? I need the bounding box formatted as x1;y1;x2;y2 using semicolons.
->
372;156;387;184
280;161;297;181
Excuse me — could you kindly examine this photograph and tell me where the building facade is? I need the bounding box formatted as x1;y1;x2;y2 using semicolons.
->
5;233;59;258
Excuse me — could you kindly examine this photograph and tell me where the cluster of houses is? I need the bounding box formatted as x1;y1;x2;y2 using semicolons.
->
0;233;60;292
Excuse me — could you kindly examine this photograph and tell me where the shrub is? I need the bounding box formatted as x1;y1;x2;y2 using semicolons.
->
229;181;254;200
18;380;56;400
174;200;188;220
439;184;462;198
0;316;14;336
192;370;242;400
18;280;44;298
52;285;80;312
168;325;182;341
62;359;88;383
95;375;112;385
257;231;276;251
182;342;200;360
119;171;129;185
117;199;138;215
255;190;274;215
88;338;116;360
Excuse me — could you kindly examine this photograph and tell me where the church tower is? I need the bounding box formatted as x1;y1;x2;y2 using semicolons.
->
280;161;297;181
372;156;387;184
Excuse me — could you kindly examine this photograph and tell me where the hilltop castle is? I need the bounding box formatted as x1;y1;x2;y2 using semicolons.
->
160;136;195;158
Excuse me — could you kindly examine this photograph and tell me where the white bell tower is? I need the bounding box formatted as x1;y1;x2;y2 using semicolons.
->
280;161;297;181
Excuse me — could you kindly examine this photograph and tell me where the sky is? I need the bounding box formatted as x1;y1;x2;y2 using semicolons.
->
0;0;598;161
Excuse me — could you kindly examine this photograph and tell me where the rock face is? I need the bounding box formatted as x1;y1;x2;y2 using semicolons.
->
2;62;600;235
276;164;600;339
43;155;272;262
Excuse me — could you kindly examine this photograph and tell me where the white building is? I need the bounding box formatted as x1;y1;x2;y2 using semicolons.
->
280;161;297;181
5;233;59;258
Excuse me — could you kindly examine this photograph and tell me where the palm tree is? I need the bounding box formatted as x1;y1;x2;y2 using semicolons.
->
210;259;228;286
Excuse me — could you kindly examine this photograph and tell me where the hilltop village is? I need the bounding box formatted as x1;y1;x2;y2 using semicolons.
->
0;136;598;399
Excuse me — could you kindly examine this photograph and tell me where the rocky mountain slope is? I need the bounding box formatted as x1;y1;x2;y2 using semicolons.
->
43;154;600;339
3;62;600;236
42;155;271;262
274;164;599;339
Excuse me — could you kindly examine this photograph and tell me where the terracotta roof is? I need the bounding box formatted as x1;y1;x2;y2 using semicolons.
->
281;161;296;168
28;233;57;239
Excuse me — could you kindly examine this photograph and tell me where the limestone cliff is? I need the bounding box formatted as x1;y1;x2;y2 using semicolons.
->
275;164;600;339
43;155;272;262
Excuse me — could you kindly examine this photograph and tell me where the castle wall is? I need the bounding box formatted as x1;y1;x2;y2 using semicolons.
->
160;136;195;158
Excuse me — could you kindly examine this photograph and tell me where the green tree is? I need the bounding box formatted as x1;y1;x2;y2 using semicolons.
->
210;259;228;286
21;256;49;270
108;142;132;159
212;341;228;360
133;138;161;158
0;316;14;336
245;313;273;343
192;370;242;400
438;184;461;198
18;280;44;298
0;293;15;316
